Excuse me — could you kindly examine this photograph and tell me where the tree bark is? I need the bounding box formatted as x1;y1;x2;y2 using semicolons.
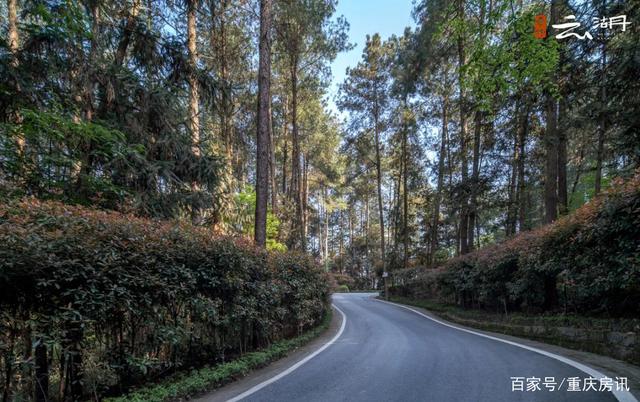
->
402;101;409;269
457;0;469;254
303;154;309;242
7;0;24;156
34;341;48;402
255;0;272;247
289;52;305;250
187;0;200;157
517;105;530;231
467;0;486;249
7;0;19;63
506;103;519;236
557;99;568;215
595;25;607;195
114;0;141;68
268;95;278;211
544;96;559;224
468;110;481;250
543;1;560;224
374;102;386;272
429;96;448;266
282;98;288;195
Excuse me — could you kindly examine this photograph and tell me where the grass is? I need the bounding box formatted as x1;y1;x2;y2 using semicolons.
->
105;309;333;402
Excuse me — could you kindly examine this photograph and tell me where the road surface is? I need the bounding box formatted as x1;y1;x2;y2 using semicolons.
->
212;293;632;402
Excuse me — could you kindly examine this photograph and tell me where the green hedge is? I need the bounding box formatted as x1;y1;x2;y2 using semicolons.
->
0;199;330;401
105;309;332;402
389;173;640;316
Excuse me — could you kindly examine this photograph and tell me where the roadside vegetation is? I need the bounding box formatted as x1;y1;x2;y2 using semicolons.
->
389;173;640;316
0;199;329;401
105;310;332;402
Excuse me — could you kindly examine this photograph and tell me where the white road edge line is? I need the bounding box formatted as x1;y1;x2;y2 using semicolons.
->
227;304;347;402
375;298;637;402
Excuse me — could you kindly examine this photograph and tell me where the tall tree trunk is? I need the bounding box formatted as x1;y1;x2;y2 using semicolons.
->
544;97;559;224
365;194;371;279
219;0;233;161
282;98;288;194
457;0;469;254
429;96;448;266
255;0;272;247
517;104;530;231
187;0;201;224
7;0;19;65
557;99;568;215
468;110;481;250
7;0;24;155
114;0;141;68
268;96;278;211
543;1;560;224
571;143;585;197
595;23;607;195
506;102;519;236
73;1;101;199
34;341;48;402
540;0;562;311
289;53;305;250
323;186;329;267
339;210;344;273
187;0;200;157
374;104;386;272
303;154;309;241
401;101;409;269
393;159;401;249
468;0;486;249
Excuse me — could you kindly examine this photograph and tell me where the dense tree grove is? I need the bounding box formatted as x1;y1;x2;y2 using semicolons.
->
334;0;639;288
0;0;348;248
1;0;639;397
1;0;639;278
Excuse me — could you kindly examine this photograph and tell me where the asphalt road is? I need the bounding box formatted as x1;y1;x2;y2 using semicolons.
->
222;293;632;402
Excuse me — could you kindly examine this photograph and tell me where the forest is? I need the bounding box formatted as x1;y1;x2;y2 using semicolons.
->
1;0;639;400
2;0;639;279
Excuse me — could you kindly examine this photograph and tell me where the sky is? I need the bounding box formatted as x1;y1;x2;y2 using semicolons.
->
327;0;417;115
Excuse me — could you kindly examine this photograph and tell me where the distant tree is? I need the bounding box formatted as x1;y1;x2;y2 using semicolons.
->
339;33;393;273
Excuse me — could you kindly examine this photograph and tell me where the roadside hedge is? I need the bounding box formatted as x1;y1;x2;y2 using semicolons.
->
0;199;329;401
389;173;640;317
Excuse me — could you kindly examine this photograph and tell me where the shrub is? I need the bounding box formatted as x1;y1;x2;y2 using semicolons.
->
0;199;330;401
389;173;640;317
336;285;350;293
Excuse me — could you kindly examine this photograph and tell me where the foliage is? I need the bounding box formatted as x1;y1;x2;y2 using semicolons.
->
335;285;350;293
231;186;287;252
105;309;332;402
1;108;140;204
389;173;640;316
0;198;329;401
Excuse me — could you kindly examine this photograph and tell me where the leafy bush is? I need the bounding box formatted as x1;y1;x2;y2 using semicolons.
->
0;199;329;401
336;285;350;293
389;173;640;317
105;309;332;402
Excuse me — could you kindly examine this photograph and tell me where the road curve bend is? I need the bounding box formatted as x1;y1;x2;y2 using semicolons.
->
212;293;635;402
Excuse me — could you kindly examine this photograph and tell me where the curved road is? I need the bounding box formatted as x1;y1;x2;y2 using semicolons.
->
222;293;633;402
